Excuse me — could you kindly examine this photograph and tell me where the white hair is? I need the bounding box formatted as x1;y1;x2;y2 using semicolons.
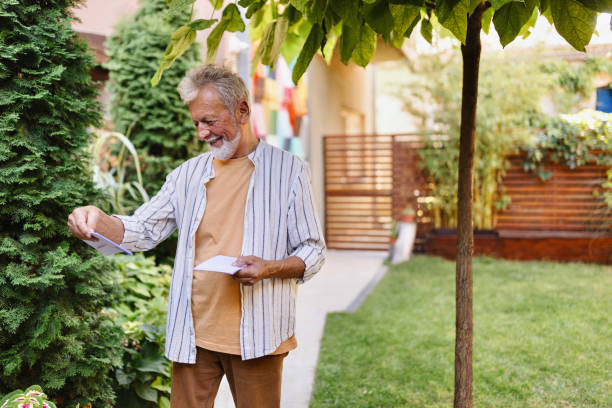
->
177;64;250;112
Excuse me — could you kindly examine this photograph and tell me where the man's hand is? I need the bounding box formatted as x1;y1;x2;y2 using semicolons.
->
67;205;104;240
67;205;124;244
232;255;306;285
232;256;270;286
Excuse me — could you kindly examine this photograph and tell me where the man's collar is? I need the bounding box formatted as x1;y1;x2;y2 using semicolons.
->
247;138;265;165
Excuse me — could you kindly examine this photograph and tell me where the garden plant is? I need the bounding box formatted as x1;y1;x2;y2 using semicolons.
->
108;254;173;408
0;385;57;408
0;0;124;406
386;55;612;229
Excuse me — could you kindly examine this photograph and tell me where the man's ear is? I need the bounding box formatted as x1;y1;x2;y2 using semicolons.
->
236;100;250;124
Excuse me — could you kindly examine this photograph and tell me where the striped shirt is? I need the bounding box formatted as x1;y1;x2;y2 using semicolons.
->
113;140;326;362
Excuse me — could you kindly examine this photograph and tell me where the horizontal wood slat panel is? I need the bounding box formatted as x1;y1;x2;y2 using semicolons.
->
498;153;610;234
325;133;437;250
325;134;611;255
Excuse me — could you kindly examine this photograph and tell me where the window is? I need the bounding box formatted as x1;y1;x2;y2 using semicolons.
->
595;87;612;113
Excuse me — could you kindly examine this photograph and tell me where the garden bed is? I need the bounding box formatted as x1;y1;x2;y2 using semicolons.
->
425;228;612;264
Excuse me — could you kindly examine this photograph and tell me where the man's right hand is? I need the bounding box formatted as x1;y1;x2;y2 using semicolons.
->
67;205;104;241
67;206;125;244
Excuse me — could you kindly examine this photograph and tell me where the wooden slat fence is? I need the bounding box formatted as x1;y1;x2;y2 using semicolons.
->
324;133;438;251
324;134;393;250
324;134;611;255
497;154;611;235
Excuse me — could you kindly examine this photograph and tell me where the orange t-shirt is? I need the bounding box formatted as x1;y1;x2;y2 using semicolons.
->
191;155;296;355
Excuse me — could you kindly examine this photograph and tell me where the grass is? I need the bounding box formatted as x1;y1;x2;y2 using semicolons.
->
310;255;612;408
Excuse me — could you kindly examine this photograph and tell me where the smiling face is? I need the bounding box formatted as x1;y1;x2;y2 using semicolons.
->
189;85;244;160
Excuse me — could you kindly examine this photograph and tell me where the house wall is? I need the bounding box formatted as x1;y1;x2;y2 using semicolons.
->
308;53;376;228
70;0;231;63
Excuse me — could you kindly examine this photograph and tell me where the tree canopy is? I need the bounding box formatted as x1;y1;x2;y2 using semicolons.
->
151;0;612;87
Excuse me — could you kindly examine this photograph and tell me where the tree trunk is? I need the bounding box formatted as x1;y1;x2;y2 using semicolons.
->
454;3;488;408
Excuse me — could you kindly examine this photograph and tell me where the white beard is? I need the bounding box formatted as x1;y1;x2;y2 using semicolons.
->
209;129;241;160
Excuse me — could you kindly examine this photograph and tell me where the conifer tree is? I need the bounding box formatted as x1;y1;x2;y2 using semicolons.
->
0;1;124;406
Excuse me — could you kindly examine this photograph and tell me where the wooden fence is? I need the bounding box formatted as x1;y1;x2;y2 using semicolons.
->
324;134;393;251
497;154;611;235
323;134;612;262
324;133;440;251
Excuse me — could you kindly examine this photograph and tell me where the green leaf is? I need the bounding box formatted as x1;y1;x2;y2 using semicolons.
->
404;13;421;38
258;21;279;65
518;6;539;39
151;376;172;393
489;0;523;9
576;0;612;12
435;0;470;44
421;18;433;44
159;396;171;408
492;0;537;47
209;0;223;9
363;0;395;36
292;23;324;83
340;20;360;64
222;4;246;32
206;20;228;63
246;1;265;18
249;2;273;40
393;0;425;5
390;4;421;35
307;0;328;24
134;382;158;402
352;23;377;67
259;16;290;67
206;4;246;63
281;19;313;63
151;25;197;87
323;22;343;64
137;356;168;374
189;18;217;30
289;0;309;14
540;0;554;23
284;4;304;25
481;7;494;34
238;0;257;6
469;0;482;14
550;0;597;51
330;0;360;27
116;368;134;386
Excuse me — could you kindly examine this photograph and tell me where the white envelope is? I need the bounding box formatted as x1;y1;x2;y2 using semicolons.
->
194;255;243;275
83;231;133;256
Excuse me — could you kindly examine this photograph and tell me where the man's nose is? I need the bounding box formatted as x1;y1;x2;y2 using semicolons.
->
197;123;211;139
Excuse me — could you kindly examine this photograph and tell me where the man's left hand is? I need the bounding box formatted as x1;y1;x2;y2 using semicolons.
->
232;255;271;286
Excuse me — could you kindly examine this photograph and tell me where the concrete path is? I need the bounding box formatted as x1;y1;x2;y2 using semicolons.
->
214;249;387;408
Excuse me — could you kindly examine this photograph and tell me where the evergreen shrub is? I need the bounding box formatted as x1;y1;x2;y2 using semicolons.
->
0;1;123;406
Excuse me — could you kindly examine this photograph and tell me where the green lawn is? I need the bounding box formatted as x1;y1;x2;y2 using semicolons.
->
311;255;611;408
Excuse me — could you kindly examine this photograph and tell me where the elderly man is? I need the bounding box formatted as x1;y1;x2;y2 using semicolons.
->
67;64;326;407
